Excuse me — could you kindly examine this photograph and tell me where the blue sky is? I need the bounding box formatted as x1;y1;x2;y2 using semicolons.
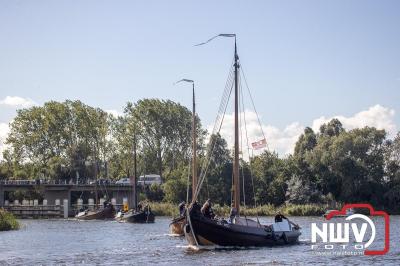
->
0;0;399;155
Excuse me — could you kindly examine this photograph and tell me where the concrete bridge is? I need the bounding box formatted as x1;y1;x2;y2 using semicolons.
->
0;181;135;208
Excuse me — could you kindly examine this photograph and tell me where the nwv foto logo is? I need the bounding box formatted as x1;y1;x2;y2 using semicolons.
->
312;214;375;247
310;204;389;255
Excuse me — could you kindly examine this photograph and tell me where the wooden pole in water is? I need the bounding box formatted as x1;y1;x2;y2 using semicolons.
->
233;38;240;214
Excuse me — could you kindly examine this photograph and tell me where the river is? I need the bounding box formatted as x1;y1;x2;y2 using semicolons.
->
0;216;399;265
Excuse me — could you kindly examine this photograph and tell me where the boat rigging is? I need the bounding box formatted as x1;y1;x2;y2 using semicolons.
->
184;34;301;247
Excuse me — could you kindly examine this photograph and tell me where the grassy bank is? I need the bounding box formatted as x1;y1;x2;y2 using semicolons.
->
0;209;20;231
150;202;326;217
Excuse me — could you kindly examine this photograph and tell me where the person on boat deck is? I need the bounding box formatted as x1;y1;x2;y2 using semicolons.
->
178;201;186;217
137;203;143;212
201;199;215;219
275;211;300;229
229;204;238;223
144;204;151;213
274;211;287;223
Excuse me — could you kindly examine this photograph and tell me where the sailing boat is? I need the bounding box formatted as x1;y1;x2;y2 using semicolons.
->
76;153;115;220
184;34;301;247
75;203;115;220
116;127;155;223
169;79;197;236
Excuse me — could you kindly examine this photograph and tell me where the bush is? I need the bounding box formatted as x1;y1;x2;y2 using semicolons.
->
145;184;164;202
150;202;178;216
162;177;187;203
0;209;20;231
148;202;326;217
283;204;326;216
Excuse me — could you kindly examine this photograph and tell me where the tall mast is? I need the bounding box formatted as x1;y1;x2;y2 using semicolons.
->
233;38;240;213
174;78;196;201
192;82;197;200
133;128;138;211
94;147;98;207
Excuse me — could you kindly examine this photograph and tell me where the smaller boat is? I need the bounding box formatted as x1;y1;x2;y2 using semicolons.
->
117;205;155;223
323;208;354;218
116;127;156;224
76;203;115;220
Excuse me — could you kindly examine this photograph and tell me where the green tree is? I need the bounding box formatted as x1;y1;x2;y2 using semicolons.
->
320;118;344;137
383;132;400;209
251;151;288;206
200;133;232;205
124;99;204;179
6;100;113;181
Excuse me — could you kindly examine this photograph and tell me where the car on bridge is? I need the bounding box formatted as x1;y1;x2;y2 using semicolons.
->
115;178;131;185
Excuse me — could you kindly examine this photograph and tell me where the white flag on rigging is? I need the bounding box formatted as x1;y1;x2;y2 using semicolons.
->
251;138;267;150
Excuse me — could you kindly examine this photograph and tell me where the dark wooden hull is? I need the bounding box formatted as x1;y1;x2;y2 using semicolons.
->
184;205;301;247
121;210;155;223
75;205;115;220
169;216;186;236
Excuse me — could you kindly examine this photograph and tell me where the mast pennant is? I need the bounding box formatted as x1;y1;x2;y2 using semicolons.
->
251;138;267;150
194;33;236;46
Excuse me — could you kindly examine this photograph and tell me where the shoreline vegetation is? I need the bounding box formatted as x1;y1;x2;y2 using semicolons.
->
151;202;327;217
0;209;20;231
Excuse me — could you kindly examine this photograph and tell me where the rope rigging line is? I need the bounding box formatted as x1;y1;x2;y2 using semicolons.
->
193;57;236;202
204;168;210;200
186;157;191;204
238;72;246;208
240;65;271;153
196;62;233;188
196;59;234;172
194;76;234;202
192;54;268;217
240;123;246;209
194;77;234;200
239;67;259;216
206;58;235;140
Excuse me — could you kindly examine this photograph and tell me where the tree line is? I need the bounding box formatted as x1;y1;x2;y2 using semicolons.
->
0;100;399;212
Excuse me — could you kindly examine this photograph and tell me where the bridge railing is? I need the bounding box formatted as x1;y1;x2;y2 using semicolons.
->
0;179;134;186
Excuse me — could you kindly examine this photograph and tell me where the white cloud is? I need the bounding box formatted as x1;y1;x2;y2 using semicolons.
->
0;122;10;160
311;105;397;138
207;105;397;157
0;96;36;108
106;109;123;118
208;110;303;158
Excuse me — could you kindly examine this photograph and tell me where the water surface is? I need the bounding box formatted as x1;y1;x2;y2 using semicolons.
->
0;216;399;265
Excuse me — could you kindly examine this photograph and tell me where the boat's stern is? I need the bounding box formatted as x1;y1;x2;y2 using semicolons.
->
271;220;301;244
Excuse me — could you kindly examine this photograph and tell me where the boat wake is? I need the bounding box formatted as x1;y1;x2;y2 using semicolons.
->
177;244;263;252
298;239;311;245
176;244;203;252
165;233;183;237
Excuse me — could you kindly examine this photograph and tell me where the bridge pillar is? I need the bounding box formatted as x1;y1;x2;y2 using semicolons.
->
44;187;71;205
